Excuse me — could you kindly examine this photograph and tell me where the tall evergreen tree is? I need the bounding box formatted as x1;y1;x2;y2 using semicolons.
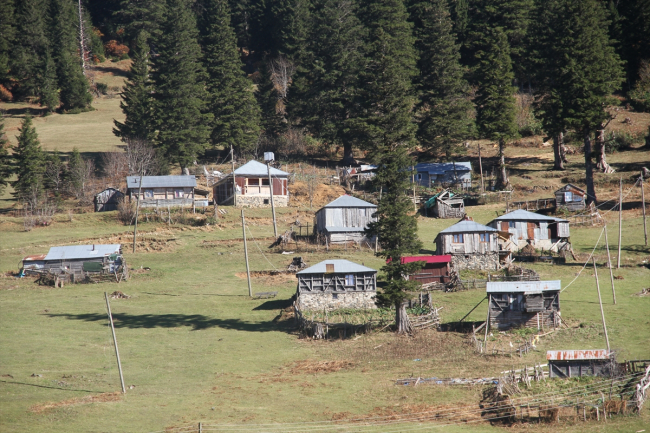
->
255;60;287;139
0;0;15;92
151;0;212;171
114;31;155;141
118;0;165;42
11;117;44;201
269;0;311;60
533;0;623;204
410;0;474;158
0;119;12;195
199;0;261;154
50;0;93;111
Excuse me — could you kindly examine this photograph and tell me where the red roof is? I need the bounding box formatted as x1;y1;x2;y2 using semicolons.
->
23;254;47;261
387;255;452;264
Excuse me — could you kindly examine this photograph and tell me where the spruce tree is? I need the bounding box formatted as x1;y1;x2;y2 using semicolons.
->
151;0;212;171
0;0;15;91
199;0;261;154
114;31;155;142
411;0;474;158
0;119;12;195
255;60;287;140
474;27;517;189
269;0;311;60
118;0;165;42
11;117;44;201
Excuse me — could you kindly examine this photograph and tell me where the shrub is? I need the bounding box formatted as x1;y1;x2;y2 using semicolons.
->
605;131;644;152
117;199;135;225
104;40;130;58
516;93;543;137
95;83;108;95
628;60;650;112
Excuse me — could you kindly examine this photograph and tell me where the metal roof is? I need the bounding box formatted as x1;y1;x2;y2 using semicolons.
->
23;254;47;262
415;162;472;174
234;160;289;176
44;244;121;261
486;280;561;293
126;175;196;189
547;350;611;361
322;195;377;209
439;220;496;234
491;209;568;222
399;255;452;264
297;259;377;275
324;226;368;233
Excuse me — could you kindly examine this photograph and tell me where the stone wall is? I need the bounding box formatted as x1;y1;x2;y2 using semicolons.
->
297;291;376;311
451;252;499;271
236;195;289;208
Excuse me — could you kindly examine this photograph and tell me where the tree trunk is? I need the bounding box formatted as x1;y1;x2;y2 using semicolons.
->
552;133;565;170
395;301;412;335
595;127;615;173
341;142;355;165
583;130;597;205
496;137;509;189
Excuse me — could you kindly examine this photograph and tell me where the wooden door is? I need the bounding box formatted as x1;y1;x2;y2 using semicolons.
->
501;221;509;231
527;222;535;239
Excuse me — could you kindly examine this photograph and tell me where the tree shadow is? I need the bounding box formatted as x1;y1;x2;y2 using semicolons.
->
92;65;129;78
2;106;50;118
418;248;436;255
252;298;293;311
0;379;103;394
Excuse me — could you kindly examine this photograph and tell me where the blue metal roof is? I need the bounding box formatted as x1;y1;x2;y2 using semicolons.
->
44;244;121;261
234;160;289;176
297;259;377;275
126;175;196;189
486;280;561;293
491;209;567;222
415;162;472;174
439;220;496;234
322;195;377;208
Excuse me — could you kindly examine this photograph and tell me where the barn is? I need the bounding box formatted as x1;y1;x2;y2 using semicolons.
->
486;280;561;331
434;218;499;270
425;189;465;218
126;175;197;209
414;162;472;188
94;187;124;212
213;160;289;207
22;244;125;279
315;195;377;244
554;184;586;211
488;209;570;253
295;260;377;311
547;350;614;378
399;255;452;285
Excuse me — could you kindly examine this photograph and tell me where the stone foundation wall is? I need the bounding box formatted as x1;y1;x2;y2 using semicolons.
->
236;195;289;208
451;252;499;271
297;291;376;311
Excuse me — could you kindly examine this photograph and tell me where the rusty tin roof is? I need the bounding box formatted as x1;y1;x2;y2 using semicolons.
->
546;349;611;361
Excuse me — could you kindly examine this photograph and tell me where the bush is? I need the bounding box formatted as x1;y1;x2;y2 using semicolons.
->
628;60;650;112
104;40;129;58
605;131;644;152
95;83;108;95
516;93;543;137
117;199;135;225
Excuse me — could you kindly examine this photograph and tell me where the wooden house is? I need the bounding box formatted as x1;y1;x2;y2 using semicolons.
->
425;189;465;218
22;244;125;279
434;219;500;270
213;160;289;208
488;209;570;253
486;280;561;330
399;255;452;285
94;187;124;212
315;195;377;244
295;259;377;311
127;175;197;209
414;162;472;188
547;350;614;378
554;184;586;211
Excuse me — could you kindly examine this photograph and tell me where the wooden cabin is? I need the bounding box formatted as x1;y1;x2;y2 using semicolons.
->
414;162;472;188
295;259;377;311
22;244;125;279
315;195;377;244
547;350;614;378
425;190;465;218
399;255;451;285
486;280;561;330
127;175;197;209
94;187;124;212
434;219;500;270
554;184;586;211
488;209;570;253
213;160;289;208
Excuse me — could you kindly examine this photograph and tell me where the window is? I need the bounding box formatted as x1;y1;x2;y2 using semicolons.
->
248;178;260;186
564;191;573;202
509;221;515;228
480;233;488;242
174;190;184;198
332;293;339;299
144;189;154;198
345;274;355;286
261;178;270;185
453;234;464;243
416;174;422;180
263;199;269;204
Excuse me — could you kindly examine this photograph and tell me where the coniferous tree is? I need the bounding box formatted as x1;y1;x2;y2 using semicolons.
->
255;61;287;139
151;0;212;171
11;117;44;201
199;0;261;154
0;119;12;195
118;0;165;42
114;31;155;141
269;0;311;61
0;0;15;92
228;0;254;48
411;0;474;157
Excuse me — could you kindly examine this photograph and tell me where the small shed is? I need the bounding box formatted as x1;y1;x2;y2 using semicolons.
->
23;244;125;278
547;350;614;378
315;195;377;244
425;190;465;218
554;184;586;211
126;175;197;209
399;255;451;285
94;187;124;212
414;162;472;188
434;219;499;270
488;209;570;253
486;280;561;330
295;259;377;311
21;254;47;275
213;160;289;207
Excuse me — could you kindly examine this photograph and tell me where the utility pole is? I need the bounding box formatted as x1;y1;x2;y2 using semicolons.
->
478;145;485;193
617;177;622;269
104;292;126;393
267;162;278;238
641;173;647;246
412;166;416;212
231;145;236;207
604;226;616;305
241;209;252;297
592;258;610;352
132;173;143;253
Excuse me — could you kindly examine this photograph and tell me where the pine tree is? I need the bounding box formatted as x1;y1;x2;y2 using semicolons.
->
269;0;311;60
151;0;212;171
199;0;261;154
118;0;165;42
50;0;93;111
0;0;16;91
114;31;155;141
410;0;474;158
11;117;45;201
0;119;13;195
228;0;254;49
533;0;623;204
474;26;517;189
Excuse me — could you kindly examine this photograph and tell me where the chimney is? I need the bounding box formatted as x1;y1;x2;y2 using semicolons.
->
92;244;95;251
326;263;334;273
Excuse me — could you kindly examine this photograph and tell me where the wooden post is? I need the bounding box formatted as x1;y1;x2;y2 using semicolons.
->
642;173;647;246
412;166;417;212
132;172;143;253
478;145;485;193
231;145;236;207
104;292;126;394
267;162;278;238
593;258;610;352
617;177;622;268
483;294;491;352
604;226;616;304
199;423;202;433
241;209;252;297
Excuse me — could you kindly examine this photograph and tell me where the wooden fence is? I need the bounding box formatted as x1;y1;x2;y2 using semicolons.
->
506;197;555;212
